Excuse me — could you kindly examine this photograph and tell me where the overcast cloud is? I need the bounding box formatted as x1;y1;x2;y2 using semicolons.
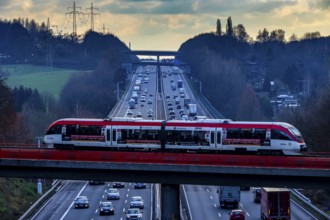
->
0;0;329;50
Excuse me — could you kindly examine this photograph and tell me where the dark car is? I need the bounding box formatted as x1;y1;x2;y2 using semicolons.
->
112;182;125;188
74;196;89;208
229;209;245;220
99;201;115;215
253;188;261;203
89;180;105;185
134;183;147;189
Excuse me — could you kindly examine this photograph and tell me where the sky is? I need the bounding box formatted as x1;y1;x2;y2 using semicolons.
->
1;0;330;50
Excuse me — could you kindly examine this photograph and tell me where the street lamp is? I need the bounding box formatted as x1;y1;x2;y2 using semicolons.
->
117;81;124;101
195;80;202;94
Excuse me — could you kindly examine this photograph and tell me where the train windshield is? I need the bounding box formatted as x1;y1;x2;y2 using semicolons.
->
287;126;304;142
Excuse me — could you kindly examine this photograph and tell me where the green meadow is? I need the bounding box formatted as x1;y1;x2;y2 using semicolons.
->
2;64;90;100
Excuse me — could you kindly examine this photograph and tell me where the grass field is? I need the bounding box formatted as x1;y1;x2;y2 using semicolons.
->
2;64;90;100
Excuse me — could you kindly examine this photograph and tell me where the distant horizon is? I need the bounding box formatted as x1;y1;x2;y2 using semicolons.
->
1;0;330;50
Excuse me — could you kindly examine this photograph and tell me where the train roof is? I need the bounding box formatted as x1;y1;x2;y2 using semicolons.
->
51;118;295;129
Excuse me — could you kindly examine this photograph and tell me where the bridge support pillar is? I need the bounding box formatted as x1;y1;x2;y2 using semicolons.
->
161;184;180;220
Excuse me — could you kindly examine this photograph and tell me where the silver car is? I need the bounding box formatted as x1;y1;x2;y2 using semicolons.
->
129;196;144;209
107;188;120;200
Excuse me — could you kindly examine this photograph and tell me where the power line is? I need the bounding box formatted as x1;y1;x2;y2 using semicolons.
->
100;24;109;34
86;2;100;31
66;1;84;38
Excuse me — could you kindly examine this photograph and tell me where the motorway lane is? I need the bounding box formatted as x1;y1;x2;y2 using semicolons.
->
183;185;317;220
33;181;152;220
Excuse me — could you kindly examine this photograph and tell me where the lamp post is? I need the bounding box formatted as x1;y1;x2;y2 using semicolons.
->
195;80;202;94
117;81;124;101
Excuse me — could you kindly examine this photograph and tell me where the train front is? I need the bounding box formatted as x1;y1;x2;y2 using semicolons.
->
285;124;307;153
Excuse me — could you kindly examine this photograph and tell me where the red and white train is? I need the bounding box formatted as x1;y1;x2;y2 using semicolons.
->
43;117;307;155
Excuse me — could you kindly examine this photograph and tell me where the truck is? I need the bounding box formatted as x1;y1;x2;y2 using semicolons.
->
177;79;183;88
261;188;290;220
131;93;138;104
128;99;136;109
183;98;191;108
217;186;240;209
188;104;197;116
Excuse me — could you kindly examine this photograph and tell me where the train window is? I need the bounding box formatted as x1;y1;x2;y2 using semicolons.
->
211;131;214;144
46;125;62;135
217;131;221;144
271;129;292;141
241;129;253;139
107;129;111;141
227;129;240;138
165;130;209;145
254;129;266;139
66;125;78;136
112;130;116;141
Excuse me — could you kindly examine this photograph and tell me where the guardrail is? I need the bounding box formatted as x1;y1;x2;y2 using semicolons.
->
291;189;330;220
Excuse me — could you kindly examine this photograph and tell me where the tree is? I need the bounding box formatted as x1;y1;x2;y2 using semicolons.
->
289;34;298;42
226;16;233;37
302;32;321;40
256;28;270;43
236;85;262;120
216;18;222;36
269;29;285;42
234;24;249;42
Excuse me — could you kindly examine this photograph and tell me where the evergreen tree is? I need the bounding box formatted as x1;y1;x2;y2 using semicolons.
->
216;18;222;36
226;16;233;37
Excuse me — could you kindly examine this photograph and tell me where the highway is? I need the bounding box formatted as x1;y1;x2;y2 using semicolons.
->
29;65;320;220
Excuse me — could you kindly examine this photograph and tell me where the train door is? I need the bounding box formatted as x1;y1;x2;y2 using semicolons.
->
209;128;222;150
105;126;114;147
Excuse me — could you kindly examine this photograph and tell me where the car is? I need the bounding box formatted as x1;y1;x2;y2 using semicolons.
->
147;99;152;104
136;112;142;118
147;112;153;117
112;182;125;188
130;196;144;209
74;196;89;208
99;201;115;215
125;208;142;220
107;188;120;200
134;183;147;189
229;209;245;220
169;110;175;115
166;95;170;99
168;106;174;111
149;93;153;97
140;103;144;107
127;110;133;116
89;180;105;185
140;98;146;102
179;110;185;115
169;115;176;120
177;105;182;109
181;114;188;120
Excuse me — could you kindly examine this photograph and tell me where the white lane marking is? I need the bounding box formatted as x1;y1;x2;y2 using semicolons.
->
125;199;127;203
218;212;221;217
60;181;88;220
213;203;217;208
128;189;130;192
206;188;210;193
127;194;129;197
246;212;250;216
95;209;98;214
240;203;244;208
210;195;213;200
123;208;125;212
